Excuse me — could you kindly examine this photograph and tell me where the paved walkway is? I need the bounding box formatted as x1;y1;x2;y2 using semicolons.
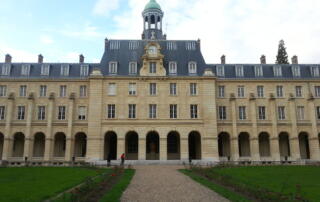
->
121;165;229;202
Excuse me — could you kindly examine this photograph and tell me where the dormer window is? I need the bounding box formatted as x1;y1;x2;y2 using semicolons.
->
311;66;320;77
273;65;282;77
129;62;137;75
254;65;263;77
41;64;50;76
188;62;197;74
235;65;244;77
169;62;177;75
292;65;300;77
61;64;69;76
80;65;89;76
109;62;118;75
216;65;225;77
21;64;30;76
1;64;11;76
149;62;156;73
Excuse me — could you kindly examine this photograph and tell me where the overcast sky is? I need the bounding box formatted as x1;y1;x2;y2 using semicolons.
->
0;0;319;64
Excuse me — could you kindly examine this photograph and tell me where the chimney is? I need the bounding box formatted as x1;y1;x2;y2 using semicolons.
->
221;55;226;64
260;55;266;64
38;54;43;63
5;54;12;63
292;55;298;64
79;54;84;63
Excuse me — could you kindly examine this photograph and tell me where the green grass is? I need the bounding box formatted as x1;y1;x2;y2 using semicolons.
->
180;169;250;202
0;167;105;202
100;169;135;202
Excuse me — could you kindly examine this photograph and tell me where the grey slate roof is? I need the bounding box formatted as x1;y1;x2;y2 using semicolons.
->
0;39;319;80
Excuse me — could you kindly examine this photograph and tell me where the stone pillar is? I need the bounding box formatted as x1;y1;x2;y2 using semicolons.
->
269;97;280;161
65;96;75;161
289;98;301;160
117;138;125;160
230;97;239;161
24;96;34;159
138;137;146;160
160;137;167;160
308;99;320;161
249;97;260;161
3;95;14;160
180;138;188;161
44;94;54;161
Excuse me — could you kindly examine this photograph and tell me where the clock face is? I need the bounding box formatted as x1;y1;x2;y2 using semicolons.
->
148;46;157;55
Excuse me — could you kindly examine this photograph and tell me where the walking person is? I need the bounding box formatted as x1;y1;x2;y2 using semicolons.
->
121;153;125;167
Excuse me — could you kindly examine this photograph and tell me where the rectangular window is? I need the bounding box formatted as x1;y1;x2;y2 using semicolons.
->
311;66;320;77
297;106;305;120
17;106;25;120
0;106;5;120
190;104;198;119
19;85;27;97
108;83;116;96
315;86;320;97
190;83;197;95
235;65;244;77
218;86;225;98
41;64;50;76
128;104;136;119
276;85;283;98
292;65;300;77
39;85;47;97
170;104;177;119
188;62;197;74
169;62;177;75
239;106;246;120
58;106;66;120
150;83;157;95
216;65;225;77
273;66;282;77
257;86;264;98
237;86;245;98
149;62;156;73
129;62;137;75
107;104;116;119
78;106;86;120
278;106;286;120
0;85;7;97
80;85;87;97
38;106;46;120
60;85;67;97
218;106;227;120
60;64;69;76
149;104;157;119
255;65;263;77
295;86;302;97
80;65;89;76
170;83;177;95
316;106;320;120
109;62;117;74
21;64;30;76
258;106;266;120
129;83;137;95
1;64;11;75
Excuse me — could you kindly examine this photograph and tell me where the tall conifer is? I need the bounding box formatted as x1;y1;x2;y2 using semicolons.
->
276;40;289;64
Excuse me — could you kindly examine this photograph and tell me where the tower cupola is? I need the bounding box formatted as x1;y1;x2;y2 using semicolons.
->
142;0;165;40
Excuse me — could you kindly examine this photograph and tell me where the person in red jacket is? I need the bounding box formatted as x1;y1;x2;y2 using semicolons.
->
121;153;125;166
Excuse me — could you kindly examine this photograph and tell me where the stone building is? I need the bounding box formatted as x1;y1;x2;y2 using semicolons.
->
0;0;320;165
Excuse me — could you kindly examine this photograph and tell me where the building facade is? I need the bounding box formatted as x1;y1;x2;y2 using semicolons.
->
0;0;320;164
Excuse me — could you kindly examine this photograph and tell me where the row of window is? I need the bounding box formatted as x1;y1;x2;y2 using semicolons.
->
109;41;196;51
216;65;320;78
218;105;316;121
218;85;320;98
0;104;199;121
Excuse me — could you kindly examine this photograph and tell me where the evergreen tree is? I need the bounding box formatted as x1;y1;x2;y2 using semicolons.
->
276;40;289;64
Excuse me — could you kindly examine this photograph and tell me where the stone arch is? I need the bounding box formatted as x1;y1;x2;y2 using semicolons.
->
54;133;66;157
13;132;25;157
188;131;201;160
218;132;230;158
299;132;310;159
238;132;250;157
167;131;180;160
33;132;45;157
146;131;160;160
279;132;290;158
104;131;117;160
0;133;4;160
259;132;271;157
125;131;138;160
74;133;87;158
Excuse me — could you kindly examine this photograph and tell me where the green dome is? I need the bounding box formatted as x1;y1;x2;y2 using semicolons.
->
144;0;161;11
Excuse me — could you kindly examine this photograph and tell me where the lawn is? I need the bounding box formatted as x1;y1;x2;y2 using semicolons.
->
183;166;320;202
0;167;106;202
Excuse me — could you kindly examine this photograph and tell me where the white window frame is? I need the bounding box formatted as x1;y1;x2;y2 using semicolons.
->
257;86;264;98
255;65;263;77
311;66;320;77
129;83;137;95
295;86;302;98
235;65;244;77
190;104;198;119
218;86;225;98
170;83;177;95
0;106;5;120
218;106;226;120
190;83;197;96
60;85;67;97
239;106;246;120
60;64;69;76
170;104;177;119
129;62;137;75
79;85;87;97
109;62;118;75
128;104;136;119
315;86;320;97
258;106;266;120
149;104;157;119
0;85;7;97
278;106;286;120
276;85;284;98
17;106;25;120
149;62;156;74
58;106;66;120
150;83;157;95
292;65;301;77
19;85;27;97
21;64;31;76
188;62;197;74
80;65;89;77
107;104;116;119
237;86;245;98
78;106;86;120
108;83;116;96
1;64;11;76
41;64;50;76
38;106;46;120
216;65;225;77
273;65;282;77
39;85;47;97
169;61;177;75
297;106;305;120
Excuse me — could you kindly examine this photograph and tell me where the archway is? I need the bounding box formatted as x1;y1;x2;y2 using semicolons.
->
238;132;250;157
125;131;138;160
74;133;87;157
54;133;66;157
279;132;290;158
13;132;25;157
259;132;271;157
146;131;159;160
299;132;310;159
167;131;180;160
33;133;45;157
188;131;201;160
104;131;117;160
218;132;230;158
0;133;4;160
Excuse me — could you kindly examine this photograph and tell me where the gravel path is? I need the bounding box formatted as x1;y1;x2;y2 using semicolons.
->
121;165;229;202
